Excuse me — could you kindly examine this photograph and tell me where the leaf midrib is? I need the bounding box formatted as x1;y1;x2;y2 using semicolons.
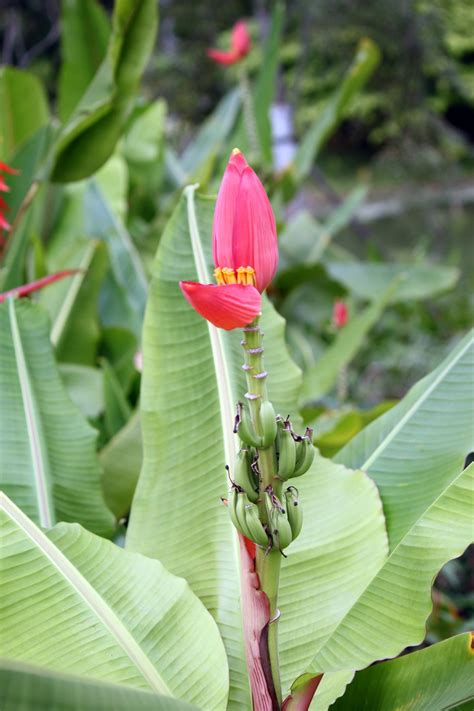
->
0;493;172;697
8;298;54;528
362;333;473;471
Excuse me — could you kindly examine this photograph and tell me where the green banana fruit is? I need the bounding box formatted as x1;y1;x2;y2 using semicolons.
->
227;488;245;534
234;402;263;448
276;417;296;480
236;489;254;539
233;448;259;502
264;490;293;551
284;486;303;540
259;400;277;448
243;498;269;547
292;427;315;478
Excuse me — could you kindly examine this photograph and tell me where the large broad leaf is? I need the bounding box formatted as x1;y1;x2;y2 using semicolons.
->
52;0;157;182
0;66;49;161
84;181;147;338
337;330;474;548
0;299;114;536
325;260;460;303
44;241;108;365
100;410;142;519
293;39;380;184
126;186;302;708
331;632;474;711
0;661;197;711
300;282;397;405
57;0;111;122
289;335;474;707
278;188;367;272
278;454;389;696
0;493;228;710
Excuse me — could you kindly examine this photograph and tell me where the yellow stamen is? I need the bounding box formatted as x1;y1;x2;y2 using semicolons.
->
214;267;225;285
222;267;236;285
215;265;257;287
231;147;241;156
237;266;256;286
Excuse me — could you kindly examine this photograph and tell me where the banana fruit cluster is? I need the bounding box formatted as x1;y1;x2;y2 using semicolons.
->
275;416;315;481
227;404;314;552
227;484;302;552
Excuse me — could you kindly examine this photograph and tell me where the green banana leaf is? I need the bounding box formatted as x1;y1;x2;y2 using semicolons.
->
290;335;474;708
52;0;157;182
253;2;285;163
100;410;142;518
331;633;474;711
300;281;398;404
293;38;380;184
179;89;242;184
57;0;110;122
126;186;303;708
84;181;148;338
44;241;108;365
0;493;228;710
0;126;56;292
0;660;197;711
325;260;460;303
336;330;474;548
0;299;114;536
0;66;49;161
278;454;389;695
59;364;104;419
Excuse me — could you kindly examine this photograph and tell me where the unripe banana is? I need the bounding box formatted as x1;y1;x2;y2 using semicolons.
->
264;490;293;550
227;488;244;534
276;417;296;480
233;448;259;503
242;498;269;547
259;400;277;448
236;490;254;539
235;402;263;448
292;428;315;478
284;486;303;540
272;507;293;550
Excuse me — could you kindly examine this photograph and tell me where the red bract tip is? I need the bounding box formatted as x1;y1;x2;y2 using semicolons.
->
207;20;251;66
333;300;349;328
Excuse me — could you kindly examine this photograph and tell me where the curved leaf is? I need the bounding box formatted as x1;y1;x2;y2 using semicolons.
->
278;454;388;696
300;281;398;404
0;299;114;535
52;0;158;182
0;493;228;710
100;410;142;519
331;633;474;711
337;330;474;548
126;186;302;708
325;260;459;303
58;0;110;122
288;335;474;708
0;66;49;161
0;660;197;711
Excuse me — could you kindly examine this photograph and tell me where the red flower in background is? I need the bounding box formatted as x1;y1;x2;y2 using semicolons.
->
207;20;251;65
180;148;278;330
0;161;18;233
333;300;349;329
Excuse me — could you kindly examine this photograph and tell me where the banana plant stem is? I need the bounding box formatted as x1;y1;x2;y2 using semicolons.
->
241;318;282;704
